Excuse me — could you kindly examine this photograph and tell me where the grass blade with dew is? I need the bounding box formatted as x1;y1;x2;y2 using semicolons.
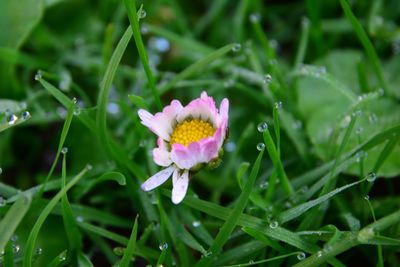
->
60;150;82;264
37;98;75;197
158;43;236;95
339;0;389;95
0;195;31;252
263;127;294;198
222;252;301;267
195;149;264;267
176;192;346;266
123;0;162;109
278;177;367;224
118;215;139;267
23;165;91;267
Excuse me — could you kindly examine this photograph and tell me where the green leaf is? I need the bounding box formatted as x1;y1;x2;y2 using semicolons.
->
0;0;43;48
0;196;31;252
128;94;149;109
23;165;90;267
119;215;139;267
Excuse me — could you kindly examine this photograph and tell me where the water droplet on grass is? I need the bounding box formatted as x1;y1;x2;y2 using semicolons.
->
369;113;378;123
7;114;18;125
263;74;272;84
192;221;201;227
232;43;241;52
297;252;306;260
76;216;84;223
317;251;323;257
138;9;147;19
274;101;282;109
22;111;31;120
269;220;278;229
249;13;260;23
257;122;268;132
366;172;377;182
159;242;168;251
256;143;265;151
59;254;66;261
204;251;213;257
259;181;269;189
35;248;43;255
0;168;2;175
301;16;309;27
0;198;5;208
12;245;20;254
352;109;363;117
61;147;68;154
11;235;18;242
34;71;42;81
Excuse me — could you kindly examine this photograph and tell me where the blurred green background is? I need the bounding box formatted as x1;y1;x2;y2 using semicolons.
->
1;0;400;266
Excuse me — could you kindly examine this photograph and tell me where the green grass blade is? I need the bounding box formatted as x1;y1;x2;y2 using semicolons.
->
278;177;366;224
96;26;132;158
61;152;82;263
263;129;294;197
159;44;235;95
23;165;90;267
38;99;74;197
223;252;300;267
123;0;162;109
339;0;389;94
0;196;31;252
210;150;264;252
119;215;139;267
78;252;94;267
3;240;14;267
294;17;310;69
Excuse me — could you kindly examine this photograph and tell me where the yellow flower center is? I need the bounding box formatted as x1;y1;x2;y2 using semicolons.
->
170;119;215;146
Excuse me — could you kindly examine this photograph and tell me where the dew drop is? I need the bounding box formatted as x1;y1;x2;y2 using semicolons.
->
192;221;201;227
0;167;2;175
61;147;68;154
297;252;306;260
73;107;81;116
269;220;279;229
256;143;265;151
355;127;364;135
232;43;242;52
76;216;84;223
224;141;236;152
35;247;43;255
366;172;377;182
317;251;323;257
368;113;378;123
159;242;168;251
317;66;327;76
263;74;272;84
138;9;147;19
34;71;42;81
292;120;303;130
0;196;6;207
249;13;260;23
11;235;18;242
248;259;255;264
352;109;363;118
223;79;235;88
107;103;120;115
59;254;66;261
274;101;282;109
7;114;18;125
301;16;310;27
22;111;31;120
204;251;213;257
257;122;268;132
12;244;20;254
86;164;93;171
259;181;269;189
71;97;78;104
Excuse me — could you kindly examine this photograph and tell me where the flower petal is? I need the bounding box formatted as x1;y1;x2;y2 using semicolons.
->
138;100;183;141
141;166;175;191
153;147;172;167
172;169;189;204
176;92;218;125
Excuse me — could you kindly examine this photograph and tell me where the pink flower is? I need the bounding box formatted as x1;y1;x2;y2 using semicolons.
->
138;92;229;204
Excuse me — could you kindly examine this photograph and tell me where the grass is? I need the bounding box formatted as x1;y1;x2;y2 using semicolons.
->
1;0;400;266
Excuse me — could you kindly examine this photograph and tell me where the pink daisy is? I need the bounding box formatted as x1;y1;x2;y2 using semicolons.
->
138;92;229;204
